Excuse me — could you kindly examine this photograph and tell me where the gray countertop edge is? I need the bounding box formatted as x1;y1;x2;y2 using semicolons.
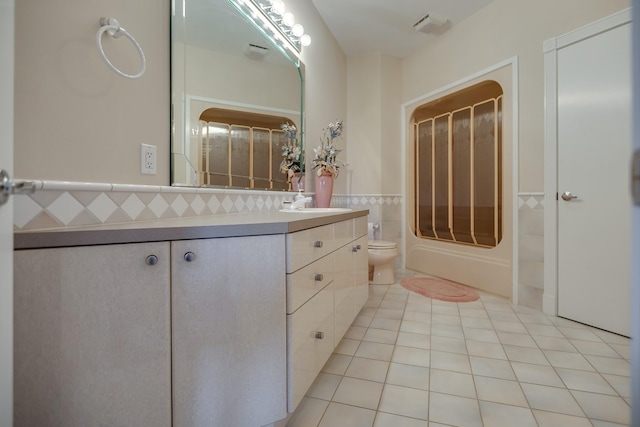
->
14;209;369;250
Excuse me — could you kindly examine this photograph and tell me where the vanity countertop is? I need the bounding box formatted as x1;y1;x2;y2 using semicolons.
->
14;209;369;250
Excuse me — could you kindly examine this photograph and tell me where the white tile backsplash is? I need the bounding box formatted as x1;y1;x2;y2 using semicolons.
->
13;180;399;232
518;193;545;310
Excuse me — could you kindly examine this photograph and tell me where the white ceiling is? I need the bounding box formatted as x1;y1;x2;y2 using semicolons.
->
310;0;494;58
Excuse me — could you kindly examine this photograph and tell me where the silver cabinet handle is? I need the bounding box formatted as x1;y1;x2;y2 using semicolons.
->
313;240;323;248
561;191;578;201
314;274;323;281
315;331;324;339
145;255;158;265
351;245;358;252
184;252;195;262
0;169;36;206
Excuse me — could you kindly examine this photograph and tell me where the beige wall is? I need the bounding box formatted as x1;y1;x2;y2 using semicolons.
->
14;0;171;184
14;0;347;189
15;0;626;192
347;54;402;195
402;0;629;192
286;0;348;194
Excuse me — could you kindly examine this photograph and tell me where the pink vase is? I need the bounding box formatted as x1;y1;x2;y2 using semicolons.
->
314;172;334;208
291;173;304;191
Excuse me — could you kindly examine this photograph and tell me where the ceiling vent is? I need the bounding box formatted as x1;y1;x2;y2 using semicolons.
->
244;43;269;60
413;13;448;34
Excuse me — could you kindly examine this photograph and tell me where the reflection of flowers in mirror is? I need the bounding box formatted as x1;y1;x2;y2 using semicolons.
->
280;123;304;181
312;120;343;178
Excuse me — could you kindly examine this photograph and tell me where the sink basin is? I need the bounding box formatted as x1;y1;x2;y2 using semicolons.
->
279;207;353;213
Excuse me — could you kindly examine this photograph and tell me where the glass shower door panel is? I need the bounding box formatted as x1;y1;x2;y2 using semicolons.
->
473;100;498;247
271;130;288;191
416;120;435;238
433;115;453;241
198;121;210;185
452;109;473;244
207;122;231;187
253;128;271;190
230;126;251;188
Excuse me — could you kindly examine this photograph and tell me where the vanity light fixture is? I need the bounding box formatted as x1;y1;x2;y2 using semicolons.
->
228;0;311;61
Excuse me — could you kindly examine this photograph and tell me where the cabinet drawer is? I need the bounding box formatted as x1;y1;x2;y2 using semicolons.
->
287;283;335;413
286;224;334;272
286;254;333;314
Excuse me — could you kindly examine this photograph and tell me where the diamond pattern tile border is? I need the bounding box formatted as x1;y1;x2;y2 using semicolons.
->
13;180;404;231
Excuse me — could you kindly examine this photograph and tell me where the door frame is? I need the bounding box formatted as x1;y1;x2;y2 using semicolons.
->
0;0;14;422
543;8;632;316
631;0;640;421
401;56;520;303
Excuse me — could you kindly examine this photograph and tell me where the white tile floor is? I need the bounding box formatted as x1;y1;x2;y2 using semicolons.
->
285;271;632;427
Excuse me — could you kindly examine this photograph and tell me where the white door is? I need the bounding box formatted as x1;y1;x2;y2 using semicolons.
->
557;20;632;336
0;0;14;423
631;0;640;420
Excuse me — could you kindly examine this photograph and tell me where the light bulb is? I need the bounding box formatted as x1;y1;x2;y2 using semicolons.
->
271;0;285;16
282;12;295;27
292;23;304;37
300;34;311;46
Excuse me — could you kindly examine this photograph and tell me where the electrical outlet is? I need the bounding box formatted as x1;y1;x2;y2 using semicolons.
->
140;144;157;175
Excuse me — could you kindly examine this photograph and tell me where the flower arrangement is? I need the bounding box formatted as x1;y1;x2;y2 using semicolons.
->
279;123;304;181
312;120;343;178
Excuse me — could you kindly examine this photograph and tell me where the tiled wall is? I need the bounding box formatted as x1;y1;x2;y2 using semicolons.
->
518;193;545;310
333;194;403;269
13;180;401;232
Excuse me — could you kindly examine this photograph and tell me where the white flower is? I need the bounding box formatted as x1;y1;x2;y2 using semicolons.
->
312;120;344;178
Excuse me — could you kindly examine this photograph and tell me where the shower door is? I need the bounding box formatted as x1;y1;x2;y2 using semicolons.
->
556;16;631;336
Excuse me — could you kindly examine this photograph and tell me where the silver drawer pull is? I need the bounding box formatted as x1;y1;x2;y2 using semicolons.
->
314;274;324;281
145;255;158;265
313;240;323;248
351;245;358;252
356;244;362;250
315;331;324;339
184;252;195;262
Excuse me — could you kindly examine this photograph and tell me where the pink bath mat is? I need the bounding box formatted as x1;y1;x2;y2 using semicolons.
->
400;277;480;303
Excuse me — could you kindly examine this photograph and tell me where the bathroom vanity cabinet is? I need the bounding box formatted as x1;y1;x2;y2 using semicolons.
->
14;242;173;427
286;216;368;412
13;209;368;427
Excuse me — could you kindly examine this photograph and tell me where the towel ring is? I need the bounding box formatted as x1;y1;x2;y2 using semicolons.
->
96;17;146;79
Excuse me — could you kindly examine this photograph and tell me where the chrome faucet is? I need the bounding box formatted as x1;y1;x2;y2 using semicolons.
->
290;190;312;209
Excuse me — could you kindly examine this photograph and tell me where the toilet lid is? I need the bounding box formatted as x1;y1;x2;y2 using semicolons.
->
368;240;397;249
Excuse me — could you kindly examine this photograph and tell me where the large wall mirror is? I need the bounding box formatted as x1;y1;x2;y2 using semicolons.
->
171;0;304;189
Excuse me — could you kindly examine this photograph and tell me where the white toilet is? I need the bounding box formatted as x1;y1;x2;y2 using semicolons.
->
368;239;399;285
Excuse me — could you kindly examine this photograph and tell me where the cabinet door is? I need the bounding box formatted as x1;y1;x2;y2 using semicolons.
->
172;235;287;427
334;236;369;347
333;242;356;346
353;236;369;312
14;242;171;427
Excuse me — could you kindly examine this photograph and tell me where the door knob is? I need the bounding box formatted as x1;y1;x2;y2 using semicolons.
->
561;191;578;201
0;169;36;206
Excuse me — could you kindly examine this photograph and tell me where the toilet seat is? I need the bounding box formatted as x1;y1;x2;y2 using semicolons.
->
368;240;397;249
